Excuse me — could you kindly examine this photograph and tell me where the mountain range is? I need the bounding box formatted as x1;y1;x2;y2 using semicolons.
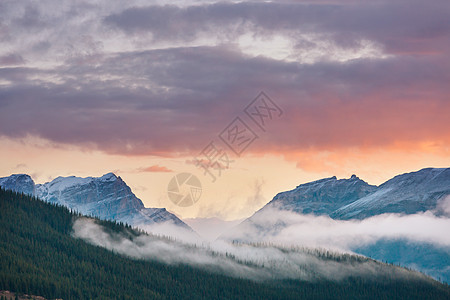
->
225;167;450;283
0;173;190;230
2;188;449;299
257;168;449;219
1;168;449;282
332;168;450;219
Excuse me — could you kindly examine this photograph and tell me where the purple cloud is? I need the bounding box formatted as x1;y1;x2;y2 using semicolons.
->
0;0;448;156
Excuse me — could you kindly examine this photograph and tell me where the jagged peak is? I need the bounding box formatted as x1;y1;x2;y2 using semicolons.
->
44;173;119;188
295;176;337;188
294;174;369;190
99;172;118;182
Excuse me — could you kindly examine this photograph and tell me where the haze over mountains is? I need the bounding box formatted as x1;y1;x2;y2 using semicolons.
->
222;167;450;282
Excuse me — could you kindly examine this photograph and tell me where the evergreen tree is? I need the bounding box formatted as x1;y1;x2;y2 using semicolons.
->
0;188;449;300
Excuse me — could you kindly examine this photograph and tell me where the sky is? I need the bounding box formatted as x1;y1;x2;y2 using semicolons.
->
0;0;449;220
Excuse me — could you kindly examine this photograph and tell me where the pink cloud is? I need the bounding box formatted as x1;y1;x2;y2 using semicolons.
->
138;165;173;173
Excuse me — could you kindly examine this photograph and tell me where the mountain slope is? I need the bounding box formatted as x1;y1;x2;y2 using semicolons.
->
354;239;450;284
226;167;450;283
36;173;145;220
331;168;450;219
0;173;189;230
0;174;35;195
230;174;377;239
1;189;449;300
257;168;450;219
262;175;377;216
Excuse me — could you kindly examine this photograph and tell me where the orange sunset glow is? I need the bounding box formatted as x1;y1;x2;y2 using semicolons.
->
0;0;449;221
1;1;450;297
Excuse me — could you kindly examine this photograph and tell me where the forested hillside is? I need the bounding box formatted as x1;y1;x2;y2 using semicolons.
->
0;189;449;300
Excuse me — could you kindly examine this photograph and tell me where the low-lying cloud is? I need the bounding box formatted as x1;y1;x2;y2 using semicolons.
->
221;206;450;251
71;212;440;282
435;195;450;217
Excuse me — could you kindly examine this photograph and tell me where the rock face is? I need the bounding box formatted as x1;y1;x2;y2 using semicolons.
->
35;173;145;221
0;173;189;229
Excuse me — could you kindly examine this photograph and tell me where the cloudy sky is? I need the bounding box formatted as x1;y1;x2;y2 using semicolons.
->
0;0;449;220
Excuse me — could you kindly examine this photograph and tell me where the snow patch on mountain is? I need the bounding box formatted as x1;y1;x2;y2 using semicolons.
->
332;168;450;219
260;174;377;216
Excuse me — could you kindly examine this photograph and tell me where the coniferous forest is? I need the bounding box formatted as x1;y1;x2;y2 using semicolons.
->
0;189;449;300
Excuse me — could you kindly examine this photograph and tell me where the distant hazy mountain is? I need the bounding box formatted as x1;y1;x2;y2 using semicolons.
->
354;239;450;284
183;217;244;241
0;173;189;230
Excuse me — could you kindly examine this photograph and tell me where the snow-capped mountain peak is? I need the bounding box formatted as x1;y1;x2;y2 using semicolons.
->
332;167;450;219
0;174;35;195
42;175;93;192
264;174;377;216
99;172;118;182
0;172;191;231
